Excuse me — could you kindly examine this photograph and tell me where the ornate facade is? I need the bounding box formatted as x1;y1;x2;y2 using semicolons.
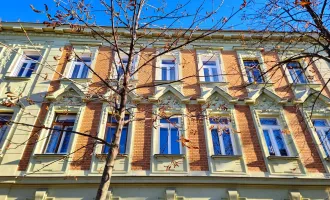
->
0;22;329;199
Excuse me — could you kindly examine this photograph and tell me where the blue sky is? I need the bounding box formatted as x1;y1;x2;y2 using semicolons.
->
0;0;250;30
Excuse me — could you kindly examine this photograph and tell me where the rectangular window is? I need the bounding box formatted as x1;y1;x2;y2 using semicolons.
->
103;115;129;154
115;58;127;79
260;118;289;156
13;54;40;77
202;60;221;82
159;118;181;154
161;59;176;81
44;114;76;154
209;118;234;155
70;57;91;79
287;61;307;84
312;119;330;157
0;113;12;148
244;60;264;83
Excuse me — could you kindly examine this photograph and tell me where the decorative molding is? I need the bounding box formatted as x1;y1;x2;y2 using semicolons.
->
289;191;302;200
228;190;239;200
165;189;176;200
35;189;48;200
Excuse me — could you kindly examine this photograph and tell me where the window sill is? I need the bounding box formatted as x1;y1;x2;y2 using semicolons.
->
154;154;185;158
211;155;242;159
95;153;128;159
61;77;91;83
33;153;68;158
290;82;321;89
245;82;274;87
4;76;31;81
154;80;182;84
267;156;300;160
199;81;228;86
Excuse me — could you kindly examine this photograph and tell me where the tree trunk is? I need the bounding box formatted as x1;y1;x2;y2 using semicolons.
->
95;93;127;200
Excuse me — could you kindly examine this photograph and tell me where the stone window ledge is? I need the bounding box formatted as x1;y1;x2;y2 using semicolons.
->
267;156;300;160
291;83;321;89
199;81;229;86
245;82;274;88
60;77;91;83
33;153;68;158
154;80;183;85
4;76;31;81
211;155;242;159
154;154;185;158
95;153;128;159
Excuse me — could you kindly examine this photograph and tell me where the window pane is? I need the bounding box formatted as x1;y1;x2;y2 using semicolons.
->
252;68;263;83
160;118;179;125
27;55;40;61
203;61;216;66
211;129;221;155
80;65;89;78
17;63;28;77
170;67;175;80
209;118;228;125
103;127;115;153
56;115;76;123
162;60;175;65
25;63;36;77
45;126;62;153
0;126;8;146
211;68;219;82
313;119;328;127
119;127;128;154
171;128;180;154
288;68;298;83
273;129;288;156
160;127;169;154
260;118;278;126
59;126;73;153
71;64;81;78
161;67;167;80
204;68;210;82
295;69;307;83
263;130;275;156
223;129;234;155
316;130;330;157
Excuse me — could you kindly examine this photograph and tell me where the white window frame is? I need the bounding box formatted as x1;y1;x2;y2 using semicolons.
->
259;117;291;157
156;51;181;81
286;61;308;84
112;52;140;80
209;117;237;156
11;51;41;77
312;118;330;157
69;56;91;79
158;117;182;154
236;50;269;84
197;50;224;82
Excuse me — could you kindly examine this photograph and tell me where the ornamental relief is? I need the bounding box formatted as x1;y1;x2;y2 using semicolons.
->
202;93;230;111
157;92;182;111
53;90;84;108
253;94;281;112
303;98;329;113
0;47;13;69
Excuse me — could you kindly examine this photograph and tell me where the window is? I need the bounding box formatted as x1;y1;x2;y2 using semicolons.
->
161;59;176;81
287;61;307;84
114;57;128;79
0;113;12;148
243;60;264;83
103;115;129;154
13;54;40;77
312;119;330;157
159;118;181;154
44;114;76;154
260;118;289;156
209;118;234;155
70;57;91;79
202;60;221;82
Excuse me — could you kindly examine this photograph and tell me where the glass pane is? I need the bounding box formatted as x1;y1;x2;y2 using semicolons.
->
17;63;28;77
273;129;288;156
246;69;253;83
170;67;175;80
209;118;228;125
160;118;179;125
161;67;167;80
287;62;300;69
80;65;89;78
289;68;298;83
260;118;278;126
204;68;210;82
162;60;175;65
107;115;130;123
317;130;330;157
263;130;275;156
252;68;263;83
171;128;180;154
25;63;36;77
0;126;8;145
212;68;219;82
295;69;307;83
27;55;40;61
211;129;221;155
71;64;81;78
313;119;328;127
103;127;115;153
203;61;216;66
119;127;128;154
45;125;62;153
59;126;73;153
223;129;234;155
117;67;124;78
0;114;12;122
160;128;169;154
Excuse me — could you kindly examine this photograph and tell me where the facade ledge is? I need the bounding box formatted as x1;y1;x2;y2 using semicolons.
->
60;77;92;83
4;76;31;81
291;82;322;90
154;80;183;84
33;154;67;158
267;156;300;160
211;155;242;159
95;153;128;159
199;81;228;86
154;154;186;158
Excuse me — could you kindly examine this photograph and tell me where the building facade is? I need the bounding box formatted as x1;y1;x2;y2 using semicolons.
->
0;22;329;199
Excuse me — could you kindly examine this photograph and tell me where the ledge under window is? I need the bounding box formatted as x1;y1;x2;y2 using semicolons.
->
199;81;228;86
61;77;91;83
154;154;185;158
291;82;321;89
154;80;182;84
211;155;242;159
5;76;31;81
267;155;300;160
33;153;68;158
95;153;128;159
325;156;330;161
